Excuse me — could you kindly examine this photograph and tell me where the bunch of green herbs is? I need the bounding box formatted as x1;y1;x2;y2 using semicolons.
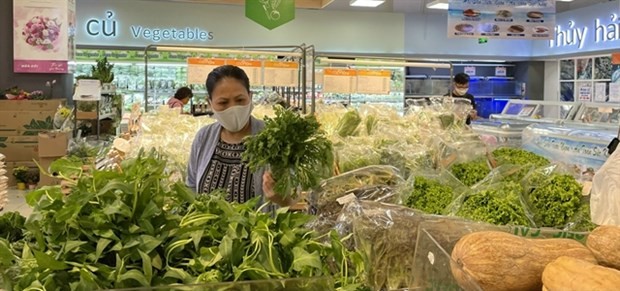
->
243;106;334;198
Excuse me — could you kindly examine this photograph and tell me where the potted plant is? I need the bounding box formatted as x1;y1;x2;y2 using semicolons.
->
25;169;40;190
12;166;29;190
91;57;115;90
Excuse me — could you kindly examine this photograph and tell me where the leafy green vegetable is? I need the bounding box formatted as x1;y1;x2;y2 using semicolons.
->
492;147;550;167
405;176;453;215
22;117;53;135
450;159;490;187
567;199;598;232
457;182;533;226
336;110;362;137
0;149;363;290
243;106;334;198
528;174;582;228
0;212;26;243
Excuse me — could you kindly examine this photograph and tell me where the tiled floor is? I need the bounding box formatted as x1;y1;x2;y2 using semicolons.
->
2;188;33;217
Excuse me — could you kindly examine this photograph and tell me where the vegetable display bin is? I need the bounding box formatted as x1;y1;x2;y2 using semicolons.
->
471;120;530;147
103;277;334;291
411;218;589;290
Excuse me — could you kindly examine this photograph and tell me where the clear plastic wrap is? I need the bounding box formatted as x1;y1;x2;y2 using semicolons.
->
307;165;404;235
403;169;467;215
334;199;427;290
524;169;584;229
448;176;537;227
134;107;215;179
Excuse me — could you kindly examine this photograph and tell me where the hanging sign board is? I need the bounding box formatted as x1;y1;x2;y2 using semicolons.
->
356;70;391;94
227;59;262;85
447;0;555;40
322;68;357;94
263;61;299;87
187;58;225;85
13;0;76;73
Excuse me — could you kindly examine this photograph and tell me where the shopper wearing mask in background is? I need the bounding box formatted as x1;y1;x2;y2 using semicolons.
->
446;73;477;125
186;65;294;207
167;87;193;112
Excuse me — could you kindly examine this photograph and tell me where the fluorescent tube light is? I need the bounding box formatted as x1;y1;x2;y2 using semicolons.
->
426;0;448;10
349;0;385;7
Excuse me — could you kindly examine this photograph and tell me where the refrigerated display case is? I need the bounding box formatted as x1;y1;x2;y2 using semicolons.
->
564;102;620;131
471;120;530;147
522;123;616;178
489;100;581;124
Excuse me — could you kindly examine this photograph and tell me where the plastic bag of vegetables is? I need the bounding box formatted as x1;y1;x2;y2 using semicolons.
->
307;165;404;234
521;165;583;228
403;169;468;215
448;177;537;227
334;199;435;291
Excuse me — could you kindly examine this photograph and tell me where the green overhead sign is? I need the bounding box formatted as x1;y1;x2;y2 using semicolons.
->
245;0;295;30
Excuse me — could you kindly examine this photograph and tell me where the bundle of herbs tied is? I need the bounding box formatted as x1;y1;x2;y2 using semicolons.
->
243;106;334;198
0;150;366;290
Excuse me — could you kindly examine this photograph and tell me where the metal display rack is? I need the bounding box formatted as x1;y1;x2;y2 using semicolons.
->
313;54;452;113
142;44;315;113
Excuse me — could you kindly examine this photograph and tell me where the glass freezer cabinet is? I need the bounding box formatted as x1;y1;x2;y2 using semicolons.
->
564;102;620;131
489;100;581;124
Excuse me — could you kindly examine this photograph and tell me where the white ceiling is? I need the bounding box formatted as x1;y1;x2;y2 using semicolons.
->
321;0;615;14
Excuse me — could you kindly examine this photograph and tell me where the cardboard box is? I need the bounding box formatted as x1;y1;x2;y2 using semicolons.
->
0;110;56;135
38;131;69;158
4;161;38;186
0;136;38;162
39;157;61;186
0;100;64;111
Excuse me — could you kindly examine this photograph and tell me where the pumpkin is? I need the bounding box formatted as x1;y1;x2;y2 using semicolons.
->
450;231;596;291
586;225;620;269
543;256;620;290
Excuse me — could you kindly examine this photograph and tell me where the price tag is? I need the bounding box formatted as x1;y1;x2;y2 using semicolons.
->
336;193;357;205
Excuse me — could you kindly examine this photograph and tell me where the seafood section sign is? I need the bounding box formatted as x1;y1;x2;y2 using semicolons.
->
13;0;76;73
448;0;555;40
246;0;295;30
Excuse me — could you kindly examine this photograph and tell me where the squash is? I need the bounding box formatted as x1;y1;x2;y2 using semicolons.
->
586;225;620;269
450;231;596;291
543;256;620;290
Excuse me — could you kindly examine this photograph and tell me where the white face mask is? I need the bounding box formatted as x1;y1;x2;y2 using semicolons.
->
213;103;253;132
454;88;469;96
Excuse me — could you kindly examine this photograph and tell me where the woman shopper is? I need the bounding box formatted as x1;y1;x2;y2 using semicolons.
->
167;87;193;111
186;65;293;207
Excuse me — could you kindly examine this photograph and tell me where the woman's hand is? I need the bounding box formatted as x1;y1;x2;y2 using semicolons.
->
262;171;294;207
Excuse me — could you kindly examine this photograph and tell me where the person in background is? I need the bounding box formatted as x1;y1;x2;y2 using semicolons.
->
186;65;294;207
448;73;478;125
167;87;193;111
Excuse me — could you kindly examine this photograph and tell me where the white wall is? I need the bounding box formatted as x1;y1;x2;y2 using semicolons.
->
403;13;533;60
76;0;405;55
544;60;560;101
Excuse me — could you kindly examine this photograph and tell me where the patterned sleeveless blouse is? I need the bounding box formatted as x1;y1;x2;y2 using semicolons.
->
201;140;255;203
